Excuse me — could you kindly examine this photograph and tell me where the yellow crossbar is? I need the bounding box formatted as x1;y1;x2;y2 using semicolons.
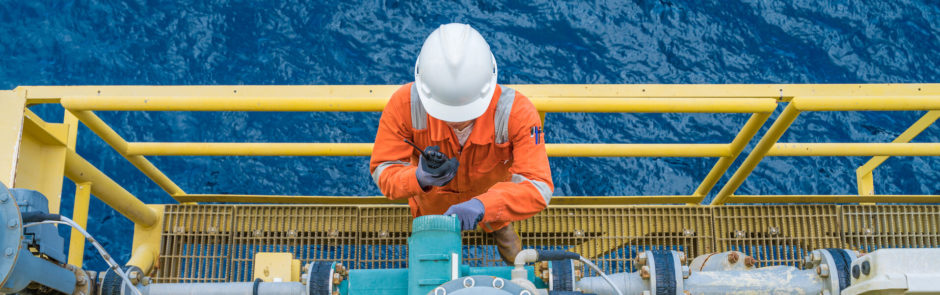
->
125;142;732;158
61;96;778;113
768;143;940;157
173;194;701;205
792;96;940;111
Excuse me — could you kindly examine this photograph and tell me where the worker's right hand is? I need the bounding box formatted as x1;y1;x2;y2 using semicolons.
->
416;146;459;189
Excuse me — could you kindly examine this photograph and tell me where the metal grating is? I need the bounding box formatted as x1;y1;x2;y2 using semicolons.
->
358;206;411;269
713;205;842;268
156;205;234;283
156;204;940;282
229;205;359;282
517;206;714;274
842;205;940;252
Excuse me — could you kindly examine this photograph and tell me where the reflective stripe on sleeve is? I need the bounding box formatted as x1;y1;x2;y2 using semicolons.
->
372;160;411;186
511;173;552;205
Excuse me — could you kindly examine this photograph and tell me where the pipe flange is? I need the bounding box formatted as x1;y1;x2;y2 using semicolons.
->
0;185;21;289
549;259;576;291
68;264;92;295
99;265;140;295
306;261;344;295
432;275;527;295
645;250;684;295
814;249;857;294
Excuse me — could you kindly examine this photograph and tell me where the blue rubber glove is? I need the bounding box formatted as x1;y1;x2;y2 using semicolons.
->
444;198;485;231
415;146;459;189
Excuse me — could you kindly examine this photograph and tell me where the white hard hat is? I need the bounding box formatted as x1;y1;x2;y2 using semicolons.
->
414;23;498;123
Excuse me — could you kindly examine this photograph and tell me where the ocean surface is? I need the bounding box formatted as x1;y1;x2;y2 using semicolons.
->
1;0;938;271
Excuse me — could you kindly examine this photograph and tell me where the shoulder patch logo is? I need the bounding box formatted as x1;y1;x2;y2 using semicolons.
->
530;126;543;145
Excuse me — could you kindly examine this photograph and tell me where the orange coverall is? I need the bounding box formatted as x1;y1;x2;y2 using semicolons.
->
369;83;553;232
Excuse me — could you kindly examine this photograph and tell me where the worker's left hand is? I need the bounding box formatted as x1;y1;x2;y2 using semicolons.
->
444;198;485;231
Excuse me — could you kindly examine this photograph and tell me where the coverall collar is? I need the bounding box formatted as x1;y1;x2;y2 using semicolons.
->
426;85;504;146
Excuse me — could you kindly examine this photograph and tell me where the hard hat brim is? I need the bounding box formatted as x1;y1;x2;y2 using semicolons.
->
415;74;497;123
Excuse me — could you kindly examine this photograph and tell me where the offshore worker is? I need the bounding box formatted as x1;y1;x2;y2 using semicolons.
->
370;23;553;264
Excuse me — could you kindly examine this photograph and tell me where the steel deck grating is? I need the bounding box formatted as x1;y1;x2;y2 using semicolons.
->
842;205;940;252
713;205;842;268
155;204;940;282
517;206;714;275
156;205;234;283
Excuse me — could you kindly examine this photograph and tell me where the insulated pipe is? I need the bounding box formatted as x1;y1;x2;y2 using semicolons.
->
138;282;305;295
689;251;755;272
578;267;827;295
576;272;646;295
682;267;825;294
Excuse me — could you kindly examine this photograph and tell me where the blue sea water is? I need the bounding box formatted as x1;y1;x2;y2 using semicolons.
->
1;0;939;271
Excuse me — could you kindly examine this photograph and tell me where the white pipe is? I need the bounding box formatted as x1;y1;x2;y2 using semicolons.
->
140;282;305;295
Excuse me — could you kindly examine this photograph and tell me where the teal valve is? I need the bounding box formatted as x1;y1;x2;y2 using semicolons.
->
336;215;548;294
407;215;462;295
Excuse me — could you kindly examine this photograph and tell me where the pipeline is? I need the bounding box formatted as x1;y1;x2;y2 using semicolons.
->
576;248;895;295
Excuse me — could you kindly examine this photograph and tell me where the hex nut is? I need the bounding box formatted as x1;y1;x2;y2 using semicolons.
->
640;266;650;279
861;260;871;275
635;252;648;266
852;264;861;279
817;264;830;278
727;252;739;264
744;256;757;268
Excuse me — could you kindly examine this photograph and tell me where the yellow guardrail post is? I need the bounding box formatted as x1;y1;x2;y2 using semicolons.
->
712;104;801;205
715;96;940;204
855;111;940;195
64;150;158;227
692;112;772;203
67;182;91;266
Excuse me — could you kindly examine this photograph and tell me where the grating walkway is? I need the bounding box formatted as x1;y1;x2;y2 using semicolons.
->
154;204;940;283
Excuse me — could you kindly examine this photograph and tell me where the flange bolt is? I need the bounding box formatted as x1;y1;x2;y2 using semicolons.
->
635;252;648;266
817;264;830;278
744;256;757;268
640;266;650;279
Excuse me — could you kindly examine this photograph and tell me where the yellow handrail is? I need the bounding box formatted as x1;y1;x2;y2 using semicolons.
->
13;84;939;273
55;92;782;205
856;111;940;195
123;142;732;158
711;96;940;205
15;84;939;207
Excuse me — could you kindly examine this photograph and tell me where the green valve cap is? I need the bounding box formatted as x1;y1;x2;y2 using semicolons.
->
412;215;461;233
